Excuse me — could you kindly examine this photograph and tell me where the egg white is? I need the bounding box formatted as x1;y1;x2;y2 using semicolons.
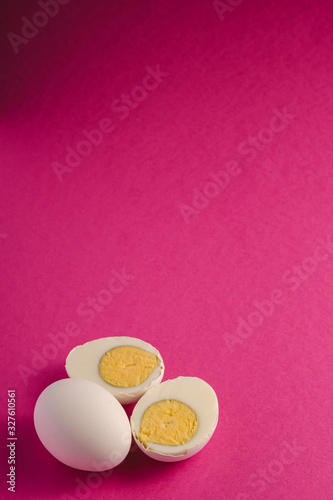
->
34;378;131;471
130;376;219;462
65;337;164;405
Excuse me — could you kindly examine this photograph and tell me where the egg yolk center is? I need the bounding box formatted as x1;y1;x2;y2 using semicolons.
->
138;399;199;446
98;345;158;388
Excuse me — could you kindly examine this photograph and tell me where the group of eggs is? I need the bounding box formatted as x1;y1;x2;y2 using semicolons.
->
34;336;219;471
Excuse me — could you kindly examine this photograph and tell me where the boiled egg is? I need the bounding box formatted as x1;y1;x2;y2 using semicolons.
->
65;337;164;405
34;378;131;471
130;376;219;462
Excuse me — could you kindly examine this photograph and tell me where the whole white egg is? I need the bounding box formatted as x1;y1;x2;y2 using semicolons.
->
34;378;131;471
130;376;219;462
65;337;164;405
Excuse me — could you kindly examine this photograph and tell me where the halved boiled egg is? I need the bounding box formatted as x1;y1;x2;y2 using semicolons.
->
65;337;164;405
130;376;219;462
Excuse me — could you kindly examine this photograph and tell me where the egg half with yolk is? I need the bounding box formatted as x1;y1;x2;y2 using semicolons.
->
130;376;219;462
65;337;164;404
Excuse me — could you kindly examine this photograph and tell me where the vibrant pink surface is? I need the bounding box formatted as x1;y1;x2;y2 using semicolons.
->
1;0;333;498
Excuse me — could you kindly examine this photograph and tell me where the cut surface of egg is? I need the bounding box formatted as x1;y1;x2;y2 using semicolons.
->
130;376;219;462
65;337;164;404
34;378;132;471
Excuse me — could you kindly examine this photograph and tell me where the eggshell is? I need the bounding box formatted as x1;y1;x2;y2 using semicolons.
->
130;376;219;462
34;378;131;471
65;337;164;404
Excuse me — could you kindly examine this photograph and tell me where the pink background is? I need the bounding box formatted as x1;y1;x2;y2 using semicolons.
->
1;0;333;498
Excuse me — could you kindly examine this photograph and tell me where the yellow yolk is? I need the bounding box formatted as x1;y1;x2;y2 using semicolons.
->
98;345;159;388
138;399;199;446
